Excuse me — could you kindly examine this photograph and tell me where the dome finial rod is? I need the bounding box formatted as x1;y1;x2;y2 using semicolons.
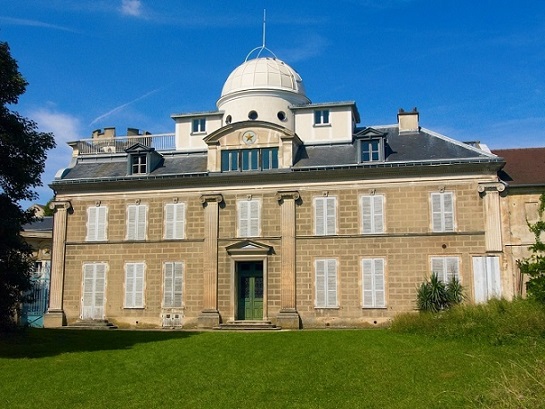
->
262;9;266;49
244;10;277;61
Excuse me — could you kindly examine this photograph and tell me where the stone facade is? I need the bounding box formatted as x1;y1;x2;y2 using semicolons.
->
46;52;513;329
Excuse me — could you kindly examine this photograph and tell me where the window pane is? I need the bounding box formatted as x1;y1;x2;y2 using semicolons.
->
242;150;250;170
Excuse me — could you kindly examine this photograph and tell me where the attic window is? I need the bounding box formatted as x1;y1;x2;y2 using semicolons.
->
125;143;162;176
314;109;330;126
360;139;383;162
192;118;206;134
131;154;148;174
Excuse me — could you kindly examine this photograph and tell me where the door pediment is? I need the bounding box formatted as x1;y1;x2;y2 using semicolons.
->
226;240;273;256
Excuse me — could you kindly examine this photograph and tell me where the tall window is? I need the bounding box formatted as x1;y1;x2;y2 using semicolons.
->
360;140;382;162
362;258;386;308
221;148;279;172
192;118;206;133
238;199;260;237
314;109;330;125
314;197;336;235
361;195;384;234
163;262;183;308
430;257;460;283
431;192;455;232
472;256;501;303
124;262;145;308
86;205;108;241
261;148;278;170
127;204;147;241
164;203;185;239
315;259;337;308
131;154;147;174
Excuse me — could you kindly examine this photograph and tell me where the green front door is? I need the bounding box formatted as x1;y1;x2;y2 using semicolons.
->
237;262;263;320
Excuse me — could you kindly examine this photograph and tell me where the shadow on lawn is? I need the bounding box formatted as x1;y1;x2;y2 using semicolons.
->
0;328;198;359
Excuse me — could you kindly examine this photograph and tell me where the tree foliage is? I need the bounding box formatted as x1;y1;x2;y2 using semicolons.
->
517;193;545;304
0;42;56;330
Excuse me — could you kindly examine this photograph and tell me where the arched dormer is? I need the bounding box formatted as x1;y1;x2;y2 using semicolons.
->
203;121;301;172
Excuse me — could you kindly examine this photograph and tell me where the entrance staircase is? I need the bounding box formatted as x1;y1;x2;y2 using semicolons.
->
216;320;280;331
69;319;118;329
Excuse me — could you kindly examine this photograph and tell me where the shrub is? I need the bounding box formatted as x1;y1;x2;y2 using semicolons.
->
416;272;464;313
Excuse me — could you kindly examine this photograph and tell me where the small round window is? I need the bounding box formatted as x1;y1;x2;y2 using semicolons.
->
248;110;258;120
277;111;287;121
225;115;232;124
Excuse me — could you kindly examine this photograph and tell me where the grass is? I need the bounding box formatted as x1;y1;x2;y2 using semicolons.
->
0;324;542;409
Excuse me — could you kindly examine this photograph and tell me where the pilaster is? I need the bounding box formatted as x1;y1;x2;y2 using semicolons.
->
478;182;506;252
43;200;71;327
198;193;223;327
275;190;301;329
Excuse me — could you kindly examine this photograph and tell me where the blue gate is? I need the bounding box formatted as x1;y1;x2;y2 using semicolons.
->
21;261;50;328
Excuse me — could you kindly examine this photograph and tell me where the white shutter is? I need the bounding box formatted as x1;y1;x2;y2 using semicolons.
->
82;263;106;319
239;201;249;237
473;256;501;303
431;192;455;232
125;264;135;307
326;259;337;307
362;196;372;234
362;258;385;308
87;206;107;241
315;198;325;235
431;257;459;283
315;259;337;308
125;263;145;308
239;200;259;237
165;203;185;239
163;262;183;308
249;200;260;237
431;257;447;282
443;193;454;232
134;264;144;307
362;195;384;234
127;205;137;240
136;205;147;240
472;256;487;303
127;205;147;240
163;263;174;307
431;193;443;232
487;256;501;298
326;198;336;235
315;259;326;307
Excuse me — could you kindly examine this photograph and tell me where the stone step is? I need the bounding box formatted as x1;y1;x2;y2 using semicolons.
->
69;319;118;329
216;320;281;331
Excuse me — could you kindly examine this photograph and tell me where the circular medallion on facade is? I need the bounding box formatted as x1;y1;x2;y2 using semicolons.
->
242;131;257;145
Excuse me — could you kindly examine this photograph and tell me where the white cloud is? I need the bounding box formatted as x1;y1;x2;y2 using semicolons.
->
31;107;82;144
0;16;78;32
120;0;143;17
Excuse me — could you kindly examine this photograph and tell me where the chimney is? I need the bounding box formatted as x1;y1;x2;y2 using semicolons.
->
397;108;420;133
92;127;116;139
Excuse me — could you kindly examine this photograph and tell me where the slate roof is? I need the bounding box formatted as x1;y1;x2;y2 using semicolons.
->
22;217;53;232
492;147;545;187
55;126;500;183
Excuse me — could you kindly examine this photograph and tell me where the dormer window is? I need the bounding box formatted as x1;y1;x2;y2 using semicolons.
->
126;143;163;176
192;118;206;134
314;109;330;126
360;139;382;162
131;154;148;174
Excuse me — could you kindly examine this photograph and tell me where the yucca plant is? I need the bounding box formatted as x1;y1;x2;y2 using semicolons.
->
417;272;464;313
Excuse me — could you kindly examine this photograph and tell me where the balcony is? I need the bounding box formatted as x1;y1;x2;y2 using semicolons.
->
70;133;176;155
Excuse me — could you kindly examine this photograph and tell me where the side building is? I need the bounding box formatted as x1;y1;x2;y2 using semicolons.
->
46;55;509;329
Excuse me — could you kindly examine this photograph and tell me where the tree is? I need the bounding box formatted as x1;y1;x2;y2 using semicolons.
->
517;193;545;303
0;42;56;330
416;273;464;313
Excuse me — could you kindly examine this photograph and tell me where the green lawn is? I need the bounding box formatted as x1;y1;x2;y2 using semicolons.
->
0;328;541;408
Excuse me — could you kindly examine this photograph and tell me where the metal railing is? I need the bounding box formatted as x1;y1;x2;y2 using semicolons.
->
73;133;176;155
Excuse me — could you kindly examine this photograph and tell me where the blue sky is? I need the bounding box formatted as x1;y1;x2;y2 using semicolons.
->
1;0;544;206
